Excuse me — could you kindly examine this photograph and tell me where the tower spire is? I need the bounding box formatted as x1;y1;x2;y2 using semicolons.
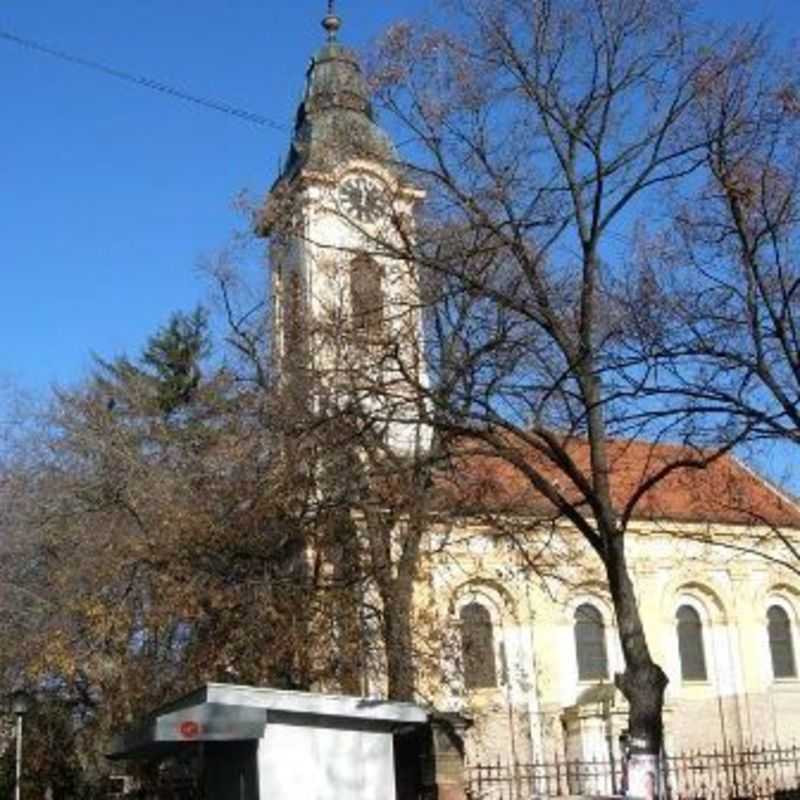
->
322;0;342;42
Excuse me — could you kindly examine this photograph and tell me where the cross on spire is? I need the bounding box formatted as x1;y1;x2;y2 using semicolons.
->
322;0;342;41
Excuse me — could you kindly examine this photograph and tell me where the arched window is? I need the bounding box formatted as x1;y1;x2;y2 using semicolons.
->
574;604;609;681
768;605;797;679
677;604;708;681
350;255;383;338
284;272;305;359
459;602;497;689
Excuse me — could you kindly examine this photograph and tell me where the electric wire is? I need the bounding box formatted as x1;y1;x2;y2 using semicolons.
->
0;27;288;132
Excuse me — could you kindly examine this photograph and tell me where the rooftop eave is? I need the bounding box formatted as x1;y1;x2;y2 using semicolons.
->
108;683;428;761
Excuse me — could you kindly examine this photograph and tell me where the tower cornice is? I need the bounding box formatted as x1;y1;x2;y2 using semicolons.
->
258;163;425;238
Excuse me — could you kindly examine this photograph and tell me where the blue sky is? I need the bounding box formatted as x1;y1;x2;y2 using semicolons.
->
0;1;439;391
1;0;799;484
1;0;795;390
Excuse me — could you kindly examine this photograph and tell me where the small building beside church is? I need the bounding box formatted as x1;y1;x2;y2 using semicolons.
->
108;683;431;800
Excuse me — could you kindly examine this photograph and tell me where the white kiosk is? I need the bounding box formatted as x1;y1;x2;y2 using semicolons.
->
109;683;429;800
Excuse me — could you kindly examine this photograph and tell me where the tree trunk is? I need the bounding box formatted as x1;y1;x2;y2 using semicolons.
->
383;572;416;701
330;510;364;695
583;367;668;795
607;532;669;798
364;491;425;702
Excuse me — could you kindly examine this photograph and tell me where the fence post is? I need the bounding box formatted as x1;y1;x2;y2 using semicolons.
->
662;748;672;800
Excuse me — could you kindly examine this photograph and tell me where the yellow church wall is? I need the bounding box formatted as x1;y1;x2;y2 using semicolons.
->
414;520;800;763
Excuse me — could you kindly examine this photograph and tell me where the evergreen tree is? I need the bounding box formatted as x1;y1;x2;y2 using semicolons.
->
141;307;210;415
94;306;211;418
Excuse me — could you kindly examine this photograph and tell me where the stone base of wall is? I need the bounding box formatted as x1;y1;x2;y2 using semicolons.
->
464;689;800;767
667;689;800;750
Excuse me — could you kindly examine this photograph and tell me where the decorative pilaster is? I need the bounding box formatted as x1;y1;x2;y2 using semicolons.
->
422;713;472;800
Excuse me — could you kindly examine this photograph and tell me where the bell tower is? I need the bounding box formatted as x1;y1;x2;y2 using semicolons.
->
259;4;431;455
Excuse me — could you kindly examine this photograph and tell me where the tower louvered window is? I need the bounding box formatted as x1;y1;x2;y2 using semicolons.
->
677;605;708;681
285;272;305;358
574;604;609;681
460;602;497;689
768;605;797;679
350;255;383;339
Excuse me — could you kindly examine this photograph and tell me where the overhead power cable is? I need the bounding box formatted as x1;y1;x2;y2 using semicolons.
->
0;27;288;131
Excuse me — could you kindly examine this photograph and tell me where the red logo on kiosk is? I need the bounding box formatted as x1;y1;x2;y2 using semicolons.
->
179;720;201;739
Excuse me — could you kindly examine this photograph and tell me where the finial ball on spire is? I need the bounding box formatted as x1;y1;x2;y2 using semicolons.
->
322;0;342;41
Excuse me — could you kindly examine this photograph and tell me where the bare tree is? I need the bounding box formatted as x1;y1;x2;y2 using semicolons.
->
364;0;766;778
633;34;800;444
611;30;800;575
208;241;454;701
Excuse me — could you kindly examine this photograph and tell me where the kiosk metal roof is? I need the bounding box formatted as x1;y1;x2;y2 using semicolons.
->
109;683;428;760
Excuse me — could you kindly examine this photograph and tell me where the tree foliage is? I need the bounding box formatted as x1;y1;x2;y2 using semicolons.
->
0;309;336;789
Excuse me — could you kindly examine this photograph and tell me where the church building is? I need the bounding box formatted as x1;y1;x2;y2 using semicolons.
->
256;5;800;778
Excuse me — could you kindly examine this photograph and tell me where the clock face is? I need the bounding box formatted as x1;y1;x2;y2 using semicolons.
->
336;175;389;224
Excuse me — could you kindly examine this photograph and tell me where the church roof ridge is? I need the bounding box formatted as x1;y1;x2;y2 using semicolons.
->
435;435;800;529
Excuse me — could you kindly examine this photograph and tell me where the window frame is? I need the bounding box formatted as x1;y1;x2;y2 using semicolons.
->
676;602;709;683
767;600;799;681
284;270;306;363
574;602;610;682
458;600;499;691
349;254;384;341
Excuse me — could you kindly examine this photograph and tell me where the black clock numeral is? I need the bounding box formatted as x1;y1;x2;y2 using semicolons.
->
338;176;387;224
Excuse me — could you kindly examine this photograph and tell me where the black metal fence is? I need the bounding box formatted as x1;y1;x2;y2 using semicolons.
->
667;744;800;800
467;743;800;800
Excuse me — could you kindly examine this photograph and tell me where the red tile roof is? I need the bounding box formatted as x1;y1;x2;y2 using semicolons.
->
435;437;800;528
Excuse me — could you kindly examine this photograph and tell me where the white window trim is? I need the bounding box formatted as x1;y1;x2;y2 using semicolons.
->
453;588;507;691
674;593;713;687
765;594;800;684
567;595;619;687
